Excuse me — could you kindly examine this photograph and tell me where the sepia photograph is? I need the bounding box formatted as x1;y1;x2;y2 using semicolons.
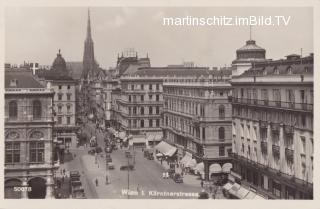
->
3;6;313;200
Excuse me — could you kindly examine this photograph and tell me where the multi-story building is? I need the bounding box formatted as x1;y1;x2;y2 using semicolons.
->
4;69;57;199
230;53;313;199
37;51;77;160
162;68;233;181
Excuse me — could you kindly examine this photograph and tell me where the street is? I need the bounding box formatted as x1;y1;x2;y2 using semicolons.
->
62;121;212;199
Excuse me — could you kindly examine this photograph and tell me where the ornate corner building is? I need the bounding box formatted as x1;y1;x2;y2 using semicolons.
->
4;69;57;199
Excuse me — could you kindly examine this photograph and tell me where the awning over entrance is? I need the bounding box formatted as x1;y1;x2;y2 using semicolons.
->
186;159;197;169
181;152;192;165
195;162;204;175
107;127;117;135
209;163;222;175
235;187;250;199
146;133;163;142
154;141;177;157
223;182;233;191
129;135;146;146
118;131;126;140
228;183;241;197
222;163;233;173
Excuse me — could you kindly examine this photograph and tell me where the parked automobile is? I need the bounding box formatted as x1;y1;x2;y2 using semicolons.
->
107;162;115;169
95;146;103;153
172;173;183;183
70;171;80;178
88;149;96;155
120;164;134;171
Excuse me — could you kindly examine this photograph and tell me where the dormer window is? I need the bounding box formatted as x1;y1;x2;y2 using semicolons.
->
273;67;279;74
287;66;292;74
10;79;18;87
304;67;309;73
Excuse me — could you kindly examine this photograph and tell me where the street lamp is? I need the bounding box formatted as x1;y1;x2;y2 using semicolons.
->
126;153;132;199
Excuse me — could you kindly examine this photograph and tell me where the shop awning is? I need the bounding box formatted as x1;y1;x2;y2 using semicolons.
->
186;159;197;169
146;133;163;142
155;141;177;157
223;183;233;191
228;183;241;197
195;162;204;175
222;163;233;173
209;163;222;174
118;131;126;140
130;135;146;144
107;127;116;134
235;187;250;199
181;152;192;165
254;194;266;199
244;191;256;199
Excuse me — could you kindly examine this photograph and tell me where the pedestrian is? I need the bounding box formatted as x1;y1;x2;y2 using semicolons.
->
95;178;99;186
137;184;140;194
63;169;66;175
201;180;204;188
162;172;165;179
105;175;109;185
209;185;213;193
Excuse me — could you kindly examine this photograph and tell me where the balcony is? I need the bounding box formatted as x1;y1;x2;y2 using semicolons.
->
232;97;313;112
261;141;268;153
192;116;200;126
259;120;268;129
285;148;294;162
271;123;280;133
284;125;294;135
272;145;280;157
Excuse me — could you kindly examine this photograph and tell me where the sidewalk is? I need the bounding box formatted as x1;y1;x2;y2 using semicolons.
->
153;158;202;187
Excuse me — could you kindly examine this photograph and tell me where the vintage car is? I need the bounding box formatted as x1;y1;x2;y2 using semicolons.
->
172;173;183;183
120;164;134;171
107;162;115;169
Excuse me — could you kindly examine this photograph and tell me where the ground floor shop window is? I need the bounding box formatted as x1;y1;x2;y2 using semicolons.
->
272;181;281;198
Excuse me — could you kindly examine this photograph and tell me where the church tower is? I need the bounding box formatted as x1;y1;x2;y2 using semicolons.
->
82;9;96;79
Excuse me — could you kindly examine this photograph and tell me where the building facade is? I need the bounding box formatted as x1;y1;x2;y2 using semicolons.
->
162;69;233;181
4;69;57;199
37;51;78;160
230;54;313;199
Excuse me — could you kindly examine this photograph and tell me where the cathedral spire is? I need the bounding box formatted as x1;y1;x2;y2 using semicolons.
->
87;8;92;41
82;8;96;79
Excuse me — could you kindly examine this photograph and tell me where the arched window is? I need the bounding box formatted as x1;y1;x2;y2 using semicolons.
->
33;100;41;119
9;101;17;119
219;127;225;140
219;105;225;119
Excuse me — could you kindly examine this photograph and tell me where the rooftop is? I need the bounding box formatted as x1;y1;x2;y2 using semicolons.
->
5;69;45;89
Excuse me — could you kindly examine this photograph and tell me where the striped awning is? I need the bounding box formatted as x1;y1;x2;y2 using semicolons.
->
209;163;222;174
155;141;177;157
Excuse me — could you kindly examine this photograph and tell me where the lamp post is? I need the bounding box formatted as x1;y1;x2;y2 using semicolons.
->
126;153;132;199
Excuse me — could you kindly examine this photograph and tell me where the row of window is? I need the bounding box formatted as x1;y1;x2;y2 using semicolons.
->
164;99;226;119
126;83;161;91
164;115;226;140
128;119;160;128
233;106;313;129
5;141;44;163
57;93;72;101
234;88;313;104
58;85;72;90
8;100;42;119
164;87;228;98
57;104;73;113
57;116;72;125
128;94;160;102
128;106;160;115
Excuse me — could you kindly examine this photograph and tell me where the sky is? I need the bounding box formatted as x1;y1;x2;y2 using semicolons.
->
5;7;313;69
